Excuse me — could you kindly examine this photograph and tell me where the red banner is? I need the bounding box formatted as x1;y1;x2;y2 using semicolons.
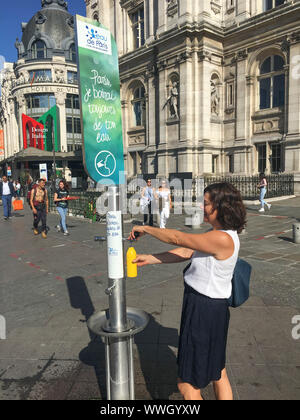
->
22;114;45;150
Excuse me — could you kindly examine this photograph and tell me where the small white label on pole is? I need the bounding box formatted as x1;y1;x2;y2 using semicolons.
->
107;211;124;279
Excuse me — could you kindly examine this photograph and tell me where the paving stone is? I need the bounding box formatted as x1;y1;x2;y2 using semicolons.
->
1;198;300;400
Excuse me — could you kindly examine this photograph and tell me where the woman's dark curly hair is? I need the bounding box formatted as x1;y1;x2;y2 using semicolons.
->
59;179;69;191
204;182;247;233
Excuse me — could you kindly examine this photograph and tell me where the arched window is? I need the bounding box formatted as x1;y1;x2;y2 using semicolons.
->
259;55;285;109
263;0;285;12
131;86;146;126
31;40;47;59
69;43;76;62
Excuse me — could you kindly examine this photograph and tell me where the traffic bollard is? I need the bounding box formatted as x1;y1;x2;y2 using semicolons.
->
293;222;300;244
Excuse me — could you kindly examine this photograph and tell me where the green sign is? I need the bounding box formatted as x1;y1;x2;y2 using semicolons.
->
37;105;60;152
75;15;125;185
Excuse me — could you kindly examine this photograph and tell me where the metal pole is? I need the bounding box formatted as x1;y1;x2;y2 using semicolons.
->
52;119;56;189
106;185;130;400
90;187;149;401
129;336;135;400
105;337;111;400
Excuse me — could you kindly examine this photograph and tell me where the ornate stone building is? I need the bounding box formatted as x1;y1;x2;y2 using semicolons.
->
85;0;300;191
0;0;83;184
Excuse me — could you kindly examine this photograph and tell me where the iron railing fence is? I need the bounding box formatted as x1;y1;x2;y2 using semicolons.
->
48;174;294;220
48;190;102;222
202;174;294;200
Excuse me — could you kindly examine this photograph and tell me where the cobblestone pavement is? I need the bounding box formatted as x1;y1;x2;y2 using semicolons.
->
0;196;299;400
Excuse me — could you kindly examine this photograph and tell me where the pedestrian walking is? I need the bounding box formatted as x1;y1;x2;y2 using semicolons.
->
0;175;15;220
141;178;154;226
30;178;49;238
14;179;21;198
54;179;69;236
258;172;271;212
155;180;172;229
129;182;247;400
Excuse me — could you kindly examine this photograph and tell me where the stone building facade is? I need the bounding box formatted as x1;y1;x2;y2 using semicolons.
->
85;0;300;190
0;0;83;184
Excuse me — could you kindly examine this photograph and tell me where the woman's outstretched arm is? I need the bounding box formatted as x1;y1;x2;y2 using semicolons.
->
133;247;194;267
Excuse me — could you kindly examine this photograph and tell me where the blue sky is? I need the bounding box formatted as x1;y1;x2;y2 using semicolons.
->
0;0;86;65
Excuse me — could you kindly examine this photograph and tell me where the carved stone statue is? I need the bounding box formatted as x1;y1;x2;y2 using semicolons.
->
163;81;179;119
211;79;220;116
54;67;65;83
55;91;66;106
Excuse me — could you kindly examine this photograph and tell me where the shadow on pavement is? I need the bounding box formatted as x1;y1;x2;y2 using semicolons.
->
66;276;106;399
278;236;294;243
12;212;25;217
66;278;179;400
136;314;179;399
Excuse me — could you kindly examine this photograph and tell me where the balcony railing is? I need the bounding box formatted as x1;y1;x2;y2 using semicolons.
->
11;77;78;89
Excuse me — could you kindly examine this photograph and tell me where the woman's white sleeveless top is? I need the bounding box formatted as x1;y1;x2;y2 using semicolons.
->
184;230;240;299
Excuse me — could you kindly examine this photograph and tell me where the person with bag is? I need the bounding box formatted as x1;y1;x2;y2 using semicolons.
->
30;178;49;238
258;172;271;212
14;179;21;198
0;175;15;220
155;180;172;229
129;182;247;400
54;179;70;236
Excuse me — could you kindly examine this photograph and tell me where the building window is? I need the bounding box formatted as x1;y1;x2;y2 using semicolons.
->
67;71;78;84
65;94;80;110
130;152;137;175
228;154;234;173
263;0;285;12
25;94;56;111
131;86;146;127
270;143;282;172
257;144;267;173
69;43;76;62
129;151;142;175
227;82;234;107
31;40;47;59
259;55;285;109
212;155;218;174
29;69;52;83
67;143;82;152
73;118;81;134
130;7;145;49
66;116;81;134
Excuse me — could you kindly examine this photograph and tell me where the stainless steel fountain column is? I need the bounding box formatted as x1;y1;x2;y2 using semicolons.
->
88;185;148;400
105;185;130;400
